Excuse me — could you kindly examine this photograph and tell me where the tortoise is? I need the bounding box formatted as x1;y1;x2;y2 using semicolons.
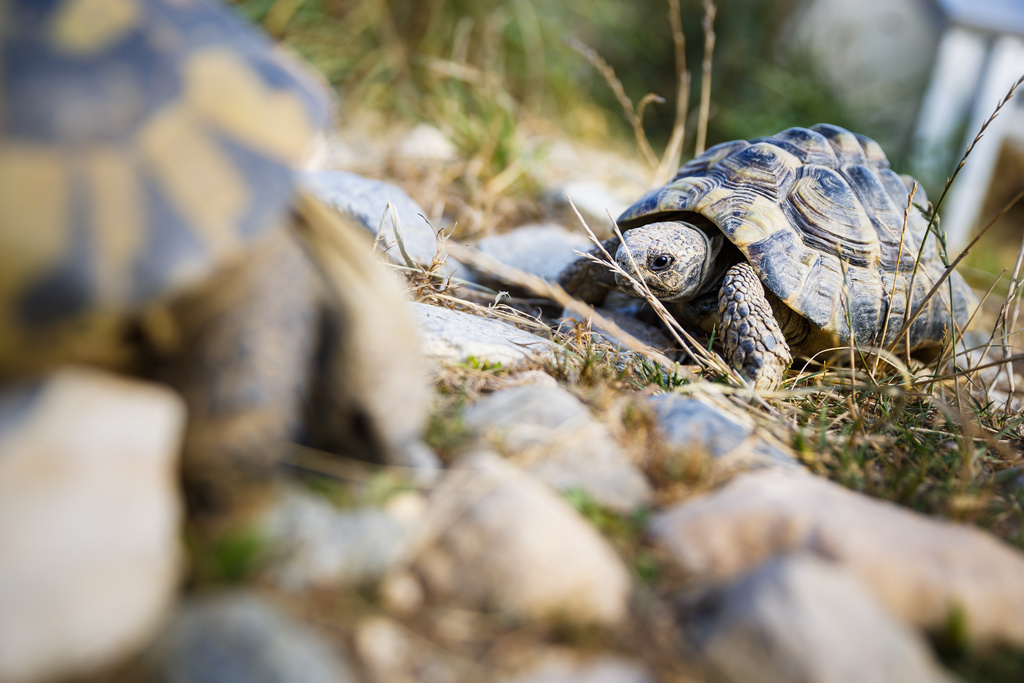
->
558;124;979;390
0;0;431;496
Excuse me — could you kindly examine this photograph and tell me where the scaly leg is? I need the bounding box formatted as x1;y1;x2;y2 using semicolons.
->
718;262;791;390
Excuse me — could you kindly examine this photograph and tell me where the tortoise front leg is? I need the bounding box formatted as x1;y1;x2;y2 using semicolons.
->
718;262;792;390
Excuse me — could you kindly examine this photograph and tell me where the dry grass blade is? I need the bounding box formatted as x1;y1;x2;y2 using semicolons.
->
1000;232;1024;400
443;241;690;378
889;187;1024;356
874;180;915;375
887;74;1024;357
694;0;717;157
653;0;691;186
566;37;660;171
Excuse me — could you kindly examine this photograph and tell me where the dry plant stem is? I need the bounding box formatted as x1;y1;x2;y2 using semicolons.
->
694;0;717;157
385;202;417;269
874;181;915;374
889;187;1024;355
1001;233;1024;401
567;37;660;171
653;0;690;186
443;242;689;377
889;74;1024;355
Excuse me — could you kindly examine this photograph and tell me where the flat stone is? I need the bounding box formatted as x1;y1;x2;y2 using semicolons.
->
651;469;1024;648
260;487;419;591
302;170;460;276
648;394;799;470
145;593;358;683
0;368;184;683
414;452;631;626
413;303;556;366
473;223;593;283
692;554;956;683
465;384;652;513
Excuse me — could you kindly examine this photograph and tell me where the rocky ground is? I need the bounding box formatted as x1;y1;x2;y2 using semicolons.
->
3;120;1024;683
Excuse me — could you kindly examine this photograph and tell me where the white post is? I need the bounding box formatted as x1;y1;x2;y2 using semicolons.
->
942;35;1024;253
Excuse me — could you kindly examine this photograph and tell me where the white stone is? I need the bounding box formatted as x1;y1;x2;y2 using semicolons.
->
414;452;631;625
465;384;652;513
260;487;418;591
394;124;459;163
651;469;1024;648
302;170;461;277
695;555;956;683
473;223;593;283
412;303;556;366
0;368;184;683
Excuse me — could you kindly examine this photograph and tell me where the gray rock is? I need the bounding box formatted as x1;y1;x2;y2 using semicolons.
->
465;384;652;513
413;303;556;366
303;170;459;276
559;305;675;352
546;181;632;238
0;368;184;683
651;469;1024;648
261;488;419;591
648;394;799;470
502;653;654;683
473;223;593;283
414;452;631;625
693;555;956;683
146;593;358;683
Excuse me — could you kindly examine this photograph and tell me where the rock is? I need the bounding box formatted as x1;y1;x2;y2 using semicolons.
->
355;614;472;683
145;593;358;683
414;452;631;625
260;487;419;591
0;368;184;683
502;652;654;683
692;555;956;683
464;384;652;513
546;181;632;238
473;223;593;283
648;394;799;470
303;169;461;276
651;469;1024;648
413;303;557;366
394;124;459;163
559;305;675;352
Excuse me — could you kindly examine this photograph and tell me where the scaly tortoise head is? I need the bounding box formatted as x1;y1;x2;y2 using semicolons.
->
0;0;332;375
616;124;978;352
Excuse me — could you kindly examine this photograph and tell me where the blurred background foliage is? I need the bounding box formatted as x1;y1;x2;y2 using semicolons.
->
231;0;865;164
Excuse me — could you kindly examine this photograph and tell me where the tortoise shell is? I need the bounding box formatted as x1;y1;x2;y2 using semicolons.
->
0;0;331;361
618;124;978;349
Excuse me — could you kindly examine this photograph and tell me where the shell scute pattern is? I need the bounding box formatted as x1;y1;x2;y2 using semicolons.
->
715;142;800;204
619;124;978;349
783;165;880;267
0;0;331;336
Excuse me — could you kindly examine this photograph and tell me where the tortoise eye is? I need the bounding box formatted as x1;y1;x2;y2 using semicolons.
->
650;254;674;271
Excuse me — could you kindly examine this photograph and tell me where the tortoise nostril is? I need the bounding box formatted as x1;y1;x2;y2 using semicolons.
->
651;254;674;271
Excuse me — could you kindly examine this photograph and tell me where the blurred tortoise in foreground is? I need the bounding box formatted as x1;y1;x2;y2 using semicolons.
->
0;0;430;499
559;124;979;390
